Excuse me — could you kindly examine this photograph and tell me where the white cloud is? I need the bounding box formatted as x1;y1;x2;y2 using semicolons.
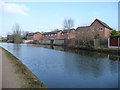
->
4;3;29;16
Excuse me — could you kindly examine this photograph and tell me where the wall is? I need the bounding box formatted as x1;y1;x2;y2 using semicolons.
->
54;39;65;45
76;26;93;40
104;28;112;38
33;33;43;40
39;39;51;44
90;20;105;38
69;30;76;39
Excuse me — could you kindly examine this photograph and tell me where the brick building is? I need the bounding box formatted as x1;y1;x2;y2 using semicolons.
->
43;30;61;39
33;32;43;41
26;19;113;43
76;19;113;40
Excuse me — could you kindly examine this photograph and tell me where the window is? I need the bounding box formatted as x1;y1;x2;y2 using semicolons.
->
99;27;103;31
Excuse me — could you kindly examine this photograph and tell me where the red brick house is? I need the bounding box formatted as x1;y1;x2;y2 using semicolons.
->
33;32;43;41
43;30;61;39
58;30;70;39
26;32;34;40
25;19;113;46
76;19;113;40
69;29;76;39
56;29;75;39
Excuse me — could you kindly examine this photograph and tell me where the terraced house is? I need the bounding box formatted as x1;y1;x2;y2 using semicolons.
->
57;29;76;39
25;19;113;46
42;30;61;39
42;19;112;41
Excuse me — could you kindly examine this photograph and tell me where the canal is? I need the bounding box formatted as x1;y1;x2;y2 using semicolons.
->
0;43;119;88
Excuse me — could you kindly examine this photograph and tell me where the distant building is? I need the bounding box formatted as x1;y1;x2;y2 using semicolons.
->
26;32;34;40
2;37;7;42
7;35;14;42
33;32;43;41
56;29;75;39
42;19;112;40
26;19;113;44
43;30;61;39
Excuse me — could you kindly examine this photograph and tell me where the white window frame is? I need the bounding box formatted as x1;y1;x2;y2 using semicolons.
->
99;27;103;31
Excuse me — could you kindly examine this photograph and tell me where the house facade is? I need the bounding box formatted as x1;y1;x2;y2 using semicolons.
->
76;19;112;40
25;19;113;45
43;30;61;39
90;19;112;38
26;33;34;40
57;30;70;39
69;29;76;39
7;35;14;42
33;32;43;41
54;29;76;40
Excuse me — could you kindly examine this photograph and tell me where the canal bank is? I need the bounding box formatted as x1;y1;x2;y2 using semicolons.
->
1;47;46;88
37;38;120;55
67;46;120;56
36;43;120;56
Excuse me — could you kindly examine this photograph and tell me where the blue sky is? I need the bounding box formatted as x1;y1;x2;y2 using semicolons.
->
0;2;118;36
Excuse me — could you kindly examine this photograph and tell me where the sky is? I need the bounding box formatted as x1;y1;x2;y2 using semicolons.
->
0;1;119;37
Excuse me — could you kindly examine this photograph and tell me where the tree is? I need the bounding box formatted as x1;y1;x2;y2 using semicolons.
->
12;24;22;44
63;18;74;29
111;30;118;36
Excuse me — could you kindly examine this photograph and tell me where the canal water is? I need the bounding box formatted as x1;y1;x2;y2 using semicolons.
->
0;43;119;88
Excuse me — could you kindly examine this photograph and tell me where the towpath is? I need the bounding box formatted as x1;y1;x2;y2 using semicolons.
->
1;48;22;88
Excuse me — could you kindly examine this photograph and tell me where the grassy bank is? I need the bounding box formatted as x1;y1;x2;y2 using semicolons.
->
68;46;120;55
1;47;47;88
38;43;120;55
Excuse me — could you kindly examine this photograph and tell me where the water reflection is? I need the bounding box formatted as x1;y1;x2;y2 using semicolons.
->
108;55;120;61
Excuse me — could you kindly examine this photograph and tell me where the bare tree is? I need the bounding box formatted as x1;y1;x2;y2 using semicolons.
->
63;18;74;29
12;24;22;43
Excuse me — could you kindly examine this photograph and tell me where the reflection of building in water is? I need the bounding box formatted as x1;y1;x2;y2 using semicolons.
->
108;55;120;61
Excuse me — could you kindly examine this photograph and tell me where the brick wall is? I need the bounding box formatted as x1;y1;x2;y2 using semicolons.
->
33;32;43;40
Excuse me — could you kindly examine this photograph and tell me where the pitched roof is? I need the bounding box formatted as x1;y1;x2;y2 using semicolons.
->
91;19;113;30
76;26;90;30
61;29;75;34
43;30;61;35
34;32;41;35
26;33;34;36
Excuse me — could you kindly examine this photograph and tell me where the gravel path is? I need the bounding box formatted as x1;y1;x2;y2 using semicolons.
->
1;48;22;88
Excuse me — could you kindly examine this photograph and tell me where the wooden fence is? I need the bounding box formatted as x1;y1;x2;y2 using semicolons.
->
108;37;120;48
